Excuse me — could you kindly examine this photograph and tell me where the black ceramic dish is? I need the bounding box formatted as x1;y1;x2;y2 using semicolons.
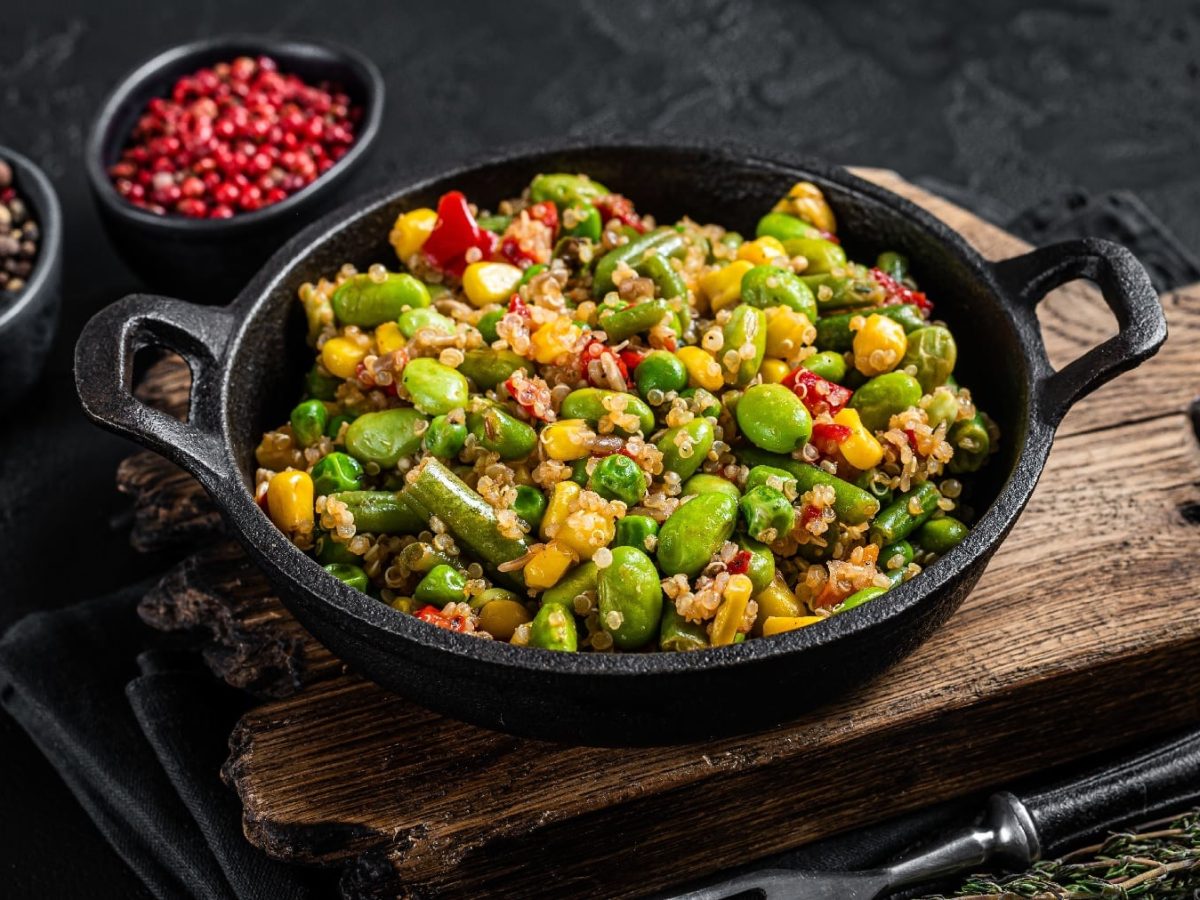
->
75;142;1166;746
0;147;63;413
84;35;384;302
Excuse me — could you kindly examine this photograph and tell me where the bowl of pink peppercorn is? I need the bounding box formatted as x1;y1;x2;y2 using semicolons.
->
86;36;383;300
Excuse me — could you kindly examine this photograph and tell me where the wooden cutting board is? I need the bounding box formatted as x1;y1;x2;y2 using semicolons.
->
123;170;1200;899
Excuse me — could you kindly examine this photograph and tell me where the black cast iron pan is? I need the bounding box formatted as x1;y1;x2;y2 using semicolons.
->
74;141;1166;746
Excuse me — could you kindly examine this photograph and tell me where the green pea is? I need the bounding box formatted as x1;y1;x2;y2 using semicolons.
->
529;173;610;209
423;414;467;458
593;228;687;296
563;203;602;241
512;484;547;530
401;358;470;416
781;237;846;274
305;365;339;400
836;586;888;614
598;546;664;650
331;273;431;327
458;349;529;390
310;452;363;495
849;372;923;433
744;465;797;496
876;251;909;282
476;213;511;233
870;481;942;545
345;408;428;467
901;325;957;392
756;212;822;243
329;490;424;534
541;561;598;609
659;603;709;652
476;309;505;344
466;404;537;459
289;399;328;447
740;264;817;320
315;533;359;565
880;540;915;571
587;454;647;506
529;601;578;651
736;384;812;454
414;564;468;605
737;536;776;594
655;417;715;481
947;413;991;473
681;473;741;500
915;516;969;554
614;515;658;552
398;307;455;339
739;485;796;543
722;304;767;386
679;387;722;419
635;350;688;400
719;231;744;252
634;253;687;301
517;263;548;287
924;386;960;430
560;388;655;436
323;563;369;593
599;299;672;342
815;304;925;351
735;448;880;524
657;493;737;577
802;350;847;383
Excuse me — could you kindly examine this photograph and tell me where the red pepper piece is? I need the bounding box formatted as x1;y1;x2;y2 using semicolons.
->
810;423;852;458
507;293;532;320
503;372;554;422
727;550;752;575
818;230;840;244
528;201;559;239
593;193;646;233
579;339;629;386
782;367;853;417
414;605;468;632
618;348;646;373
422;190;497;277
904;428;920;452
800;504;823;528
354;362;400;397
870;267;933;314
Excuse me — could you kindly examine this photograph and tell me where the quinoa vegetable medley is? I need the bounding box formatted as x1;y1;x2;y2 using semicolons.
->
255;173;998;652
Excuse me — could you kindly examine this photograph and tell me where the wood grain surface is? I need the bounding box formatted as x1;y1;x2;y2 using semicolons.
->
124;172;1200;899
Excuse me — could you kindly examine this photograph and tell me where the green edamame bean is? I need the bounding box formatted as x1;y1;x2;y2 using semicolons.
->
599;299;672;342
870;481;942;545
564;203;602;241
815;304;925;351
614;515;658;552
659;603;708;652
876;251;909;282
736;384;812;453
681;473;741;500
739;485;796;543
837;586;888;613
593;228;686;296
915;516;968;554
735;448;880;524
947;413;991;473
476;213;511;233
756;212;822;243
529;601;578;651
512;484;547;530
925;386;960;430
305;365;339;400
880;540;914;571
655;417;715;480
901;325;957;392
323;563;369;593
310;452;363;495
588;453;647;506
315;532;360;565
740;264;817;320
529;173;610;209
737;536;776;594
423;414;467;458
398;306;455;339
344;408;428;467
458;349;528;390
560;388;655;436
466;404;538;459
849;372;923;433
634;252;687;301
401;358;470;416
719;231;744;251
782;237;846;274
413;564;468;605
598;546;664;650
722;304;767;386
289;399;328;447
331;272;431;326
541;561;598;609
803;271;887;310
635;350;688;400
744;464;798;495
679;387;722;419
330;490;424;534
517;263;548;287
657;493;737;577
801;350;847;383
476;309;505;343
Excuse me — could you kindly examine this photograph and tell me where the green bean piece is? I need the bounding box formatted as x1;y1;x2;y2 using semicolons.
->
879;540;915;571
401;358;470;416
344;408;428;468
304;365;339;401
781;237;847;274
756;212;823;243
564;203;602;241
924;386;961;430
569;458;590;485
560;388;655;436
901;325;957;392
739;485;795;543
512;484;547;531
529;173;610;209
598;299;672;342
329;490;424;534
598;546;664;650
657;493;738;577
722;304;767;386
588;453;647;506
836;586;888;614
413;564;468;605
402;459;530;585
744;464;798;496
815;304;925;351
517;263;549;287
476;213;511;233
458;349;529;390
541;561;598;609
634;253;687;301
681;473;741;500
659;602;709;652
289;399;328;447
849;372;924;433
854;468;894;507
310;452;364;495
315;533;360;565
736;384;812;453
323;563;369;593
614;515;659;553
465;404;537;460
325;413;354;440
476;309;505;344
870;481;942;545
635;350;688;400
876;251;909;282
801;350;847;383
737;536;776;594
529;602;578;651
655;417;715;480
331;272;431;326
592;228;686;297
735;448;880;525
947;413;991;473
740;264;818;320
915;516;969;554
398;306;455;339
423;414;467;458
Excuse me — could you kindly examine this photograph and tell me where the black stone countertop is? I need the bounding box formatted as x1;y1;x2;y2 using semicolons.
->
2;1;1198;895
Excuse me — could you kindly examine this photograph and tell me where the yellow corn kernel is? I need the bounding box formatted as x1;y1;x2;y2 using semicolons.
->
833;407;884;469
540;418;595;461
540;481;581;542
389;207;438;260
555;508;616;560
764;306;814;361
477;598;534;641
676;346;724;391
711;574;754;646
759;358;791;384
529;316;582;365
374;321;406;355
320;336;366;379
462;261;524;308
698;259;753;313
736;236;787;266
771;181;837;234
523;540;578;590
852;313;908;376
762;615;825;637
266;470;314;536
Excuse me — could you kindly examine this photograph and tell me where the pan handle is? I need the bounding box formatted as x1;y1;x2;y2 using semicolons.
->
75;294;234;487
991;238;1166;426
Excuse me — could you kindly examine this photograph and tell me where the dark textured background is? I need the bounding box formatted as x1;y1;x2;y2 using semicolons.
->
2;1;1199;895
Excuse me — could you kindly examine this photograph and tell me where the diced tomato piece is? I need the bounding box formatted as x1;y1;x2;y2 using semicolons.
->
782;367;853;417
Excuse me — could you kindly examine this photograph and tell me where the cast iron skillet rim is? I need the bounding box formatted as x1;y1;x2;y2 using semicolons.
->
0;147;63;334
212;138;1046;676
83;33;385;237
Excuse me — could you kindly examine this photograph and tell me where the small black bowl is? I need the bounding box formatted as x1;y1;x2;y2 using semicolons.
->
85;35;384;302
0;147;62;412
